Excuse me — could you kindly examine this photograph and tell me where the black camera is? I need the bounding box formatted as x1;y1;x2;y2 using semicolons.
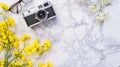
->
22;2;56;27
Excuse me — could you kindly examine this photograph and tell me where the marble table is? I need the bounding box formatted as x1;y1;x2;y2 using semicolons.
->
0;0;120;67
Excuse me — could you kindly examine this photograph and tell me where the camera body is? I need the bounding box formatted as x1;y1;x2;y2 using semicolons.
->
22;2;56;27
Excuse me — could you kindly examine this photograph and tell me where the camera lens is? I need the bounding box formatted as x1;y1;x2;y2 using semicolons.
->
37;10;47;20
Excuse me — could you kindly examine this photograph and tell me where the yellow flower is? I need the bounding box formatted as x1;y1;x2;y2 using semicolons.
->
33;39;39;43
26;59;32;67
38;62;44;67
14;61;21;66
36;47;42;55
42;39;51;51
20;33;31;42
23;39;41;55
38;61;53;67
20;53;26;61
0;28;4;32
13;41;19;48
2;33;7;39
8;33;19;48
0;21;7;29
0;44;4;50
5;17;15;27
46;60;53;67
0;58;5;67
8;62;14;67
43;46;49;51
23;44;36;55
32;39;40;48
0;32;7;41
12;50;19;56
6;17;14;23
1;39;8;44
23;47;31;55
0;3;9;10
43;39;51;47
28;44;35;52
7;29;13;36
8;61;22;67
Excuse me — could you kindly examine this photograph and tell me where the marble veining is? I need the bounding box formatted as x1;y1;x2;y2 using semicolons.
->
0;0;120;67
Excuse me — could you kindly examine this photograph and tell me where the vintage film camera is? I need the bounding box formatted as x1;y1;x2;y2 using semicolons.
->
22;2;56;27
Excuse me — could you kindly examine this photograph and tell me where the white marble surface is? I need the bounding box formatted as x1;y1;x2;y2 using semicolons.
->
1;0;120;67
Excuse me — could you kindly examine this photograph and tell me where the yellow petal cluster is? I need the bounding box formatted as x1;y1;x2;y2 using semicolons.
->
12;50;26;62
23;44;36;54
23;39;51;55
0;16;18;48
0;3;9;10
23;39;42;55
5;17;15;27
20;33;31;42
0;44;4;50
8;61;22;67
0;16;15;29
42;39;51;51
0;25;19;48
26;59;32;67
36;46;42;55
19;53;26;61
38;60;53;67
12;49;19;56
9;34;19;48
0;59;5;67
0;21;7;29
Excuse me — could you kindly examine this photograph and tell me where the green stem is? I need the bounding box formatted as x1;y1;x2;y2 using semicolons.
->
24;42;26;47
4;28;11;67
9;50;22;63
4;45;9;67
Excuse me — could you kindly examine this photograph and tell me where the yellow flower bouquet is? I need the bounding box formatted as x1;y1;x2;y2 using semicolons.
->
0;3;53;67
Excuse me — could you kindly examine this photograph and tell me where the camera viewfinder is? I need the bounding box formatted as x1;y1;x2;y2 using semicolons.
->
44;3;49;7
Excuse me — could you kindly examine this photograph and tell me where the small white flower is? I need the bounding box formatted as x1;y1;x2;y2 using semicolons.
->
99;0;110;4
89;4;96;12
96;11;107;22
104;0;110;5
